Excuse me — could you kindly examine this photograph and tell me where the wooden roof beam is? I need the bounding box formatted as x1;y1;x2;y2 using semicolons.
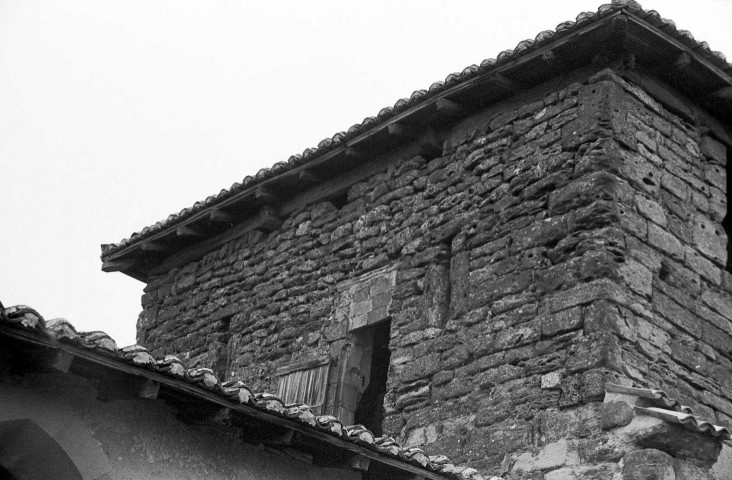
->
709;86;732;101
209;208;237;224
101;257;139;272
141;241;170;253
176;225;204;238
673;51;692;70
387;123;421;139
344;147;369;162
257;205;283;233
490;73;522;93
297;169;322;185
417;128;443;159
435;98;467;117
255;186;281;206
138;379;160;399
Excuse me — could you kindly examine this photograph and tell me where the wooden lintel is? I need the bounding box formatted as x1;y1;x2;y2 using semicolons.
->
49;349;75;373
490;72;520;93
176;225;204;238
255;186;280;205
209;209;236;224
387;123;421;139
141;241;169;252
673;51;692;70
138;379;160;399
435;98;466;117
297;170;321;184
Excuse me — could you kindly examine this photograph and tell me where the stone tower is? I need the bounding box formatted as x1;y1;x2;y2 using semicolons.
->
102;2;732;476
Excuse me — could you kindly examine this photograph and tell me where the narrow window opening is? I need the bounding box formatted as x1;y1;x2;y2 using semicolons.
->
426;244;451;327
354;319;391;435
213;315;232;380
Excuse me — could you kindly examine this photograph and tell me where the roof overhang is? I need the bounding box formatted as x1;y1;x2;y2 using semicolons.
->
101;3;732;282
0;320;458;480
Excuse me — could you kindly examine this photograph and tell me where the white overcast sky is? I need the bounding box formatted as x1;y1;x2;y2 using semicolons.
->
2;0;731;347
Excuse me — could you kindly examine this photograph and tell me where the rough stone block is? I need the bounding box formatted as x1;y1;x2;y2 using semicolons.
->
685;246;722;284
619;150;660;196
701;288;732;322
512;438;580;473
619;259;652;297
566;332;622;373
476;364;525;389
541;371;562;389
541;307;583;338
692;215;727;266
648;223;685;261
621;449;675;480
601;401;634;429
580;250;619;282
701;135;727;165
401;353;440;382
548;172;620;216
540;279;626;314
635;195;666;227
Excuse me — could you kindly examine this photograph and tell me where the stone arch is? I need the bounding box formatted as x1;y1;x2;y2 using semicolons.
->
0;419;83;480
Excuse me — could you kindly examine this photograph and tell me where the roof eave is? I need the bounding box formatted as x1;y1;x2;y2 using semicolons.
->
101;6;732;281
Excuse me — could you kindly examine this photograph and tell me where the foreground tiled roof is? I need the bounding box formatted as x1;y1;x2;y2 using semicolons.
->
101;0;732;259
605;383;731;441
0;304;496;480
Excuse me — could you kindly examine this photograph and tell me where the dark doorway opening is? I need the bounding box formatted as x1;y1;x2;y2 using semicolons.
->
354;319;391;436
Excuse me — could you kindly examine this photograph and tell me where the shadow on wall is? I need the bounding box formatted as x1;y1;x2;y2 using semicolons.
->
0;419;83;480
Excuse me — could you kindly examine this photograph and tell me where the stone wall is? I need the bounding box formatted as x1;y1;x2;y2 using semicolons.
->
138;67;732;475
